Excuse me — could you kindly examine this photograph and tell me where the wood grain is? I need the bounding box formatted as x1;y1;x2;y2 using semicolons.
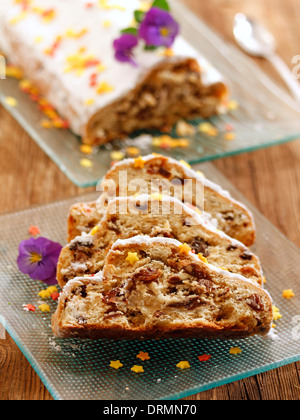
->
1;0;300;400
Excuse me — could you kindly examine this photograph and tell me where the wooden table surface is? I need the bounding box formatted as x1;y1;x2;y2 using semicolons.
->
1;0;300;400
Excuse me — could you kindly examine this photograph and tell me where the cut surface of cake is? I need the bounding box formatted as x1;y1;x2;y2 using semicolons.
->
52;236;273;340
69;155;255;245
57;194;262;288
0;0;228;145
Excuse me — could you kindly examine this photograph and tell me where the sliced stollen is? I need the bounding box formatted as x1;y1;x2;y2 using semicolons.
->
68;154;255;246
57;194;263;288
52;236;273;340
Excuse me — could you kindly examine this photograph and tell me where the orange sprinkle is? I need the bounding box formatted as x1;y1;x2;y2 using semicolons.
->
136;351;150;361
28;225;40;236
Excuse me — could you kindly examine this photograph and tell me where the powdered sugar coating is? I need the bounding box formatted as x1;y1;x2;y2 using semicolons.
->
0;0;226;135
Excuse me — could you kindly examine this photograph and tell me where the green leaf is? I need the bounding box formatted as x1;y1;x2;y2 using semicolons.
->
121;27;138;36
144;45;158;51
151;0;170;11
134;10;145;23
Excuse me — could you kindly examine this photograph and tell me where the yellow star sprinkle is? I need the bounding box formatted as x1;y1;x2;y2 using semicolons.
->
110;360;123;369
228;99;239;111
229;347;242;355
136;351;150;361
224;132;236;141
126;147;140;157
126;252;139;265
34;36;44;43
179;243;191;255
273;305;282;321
198;122;218;136
38;304;50;313
80;158;93;168
134;156;145;169
282;289;295;299
96;81;114;94
110;151;125;161
176;361;190;369
90;225;99;236
84;98;95;106
47;286;58;294
38;289;51;299
131;365;144;373
179;160;191;169
198;254;208;264
40;119;52;129
102;19;112;28
4;96;18;107
80;144;93;155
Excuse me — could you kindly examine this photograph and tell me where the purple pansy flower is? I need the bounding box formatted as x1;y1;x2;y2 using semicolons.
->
113;33;139;65
139;7;179;48
17;237;62;285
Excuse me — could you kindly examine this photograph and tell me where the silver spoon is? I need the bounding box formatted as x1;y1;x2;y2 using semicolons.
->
233;13;300;103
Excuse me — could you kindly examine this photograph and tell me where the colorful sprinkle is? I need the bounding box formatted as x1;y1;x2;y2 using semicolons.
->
126;147;140;157
176;361;190;369
224;132;236;141
282;289;295;299
23;304;36;312
96;81;114;94
126;252;139;265
80;144;93;155
198;354;211;362
198;254;208;264
90;225;99;236
110;151;125;161
136;351;150;361
80;158;93;168
51;292;60;301
47;286;58;294
179;243;191;255
28;225;41;237
198;122;218;136
4;96;18;107
134;156;145;169
273;305;282;321
131;365;144;373
229;347;242;355
38;289;51;299
110;360;123;369
38;304;50;313
179;160;191;169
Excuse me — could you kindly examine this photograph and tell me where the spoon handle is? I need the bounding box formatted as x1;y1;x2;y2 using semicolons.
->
267;53;300;103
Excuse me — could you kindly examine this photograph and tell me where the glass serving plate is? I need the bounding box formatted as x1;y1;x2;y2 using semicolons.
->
1;162;300;401
1;0;300;188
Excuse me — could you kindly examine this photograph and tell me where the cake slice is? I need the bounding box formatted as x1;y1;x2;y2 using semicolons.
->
0;0;228;145
70;154;255;245
57;194;263;288
52;236;273;340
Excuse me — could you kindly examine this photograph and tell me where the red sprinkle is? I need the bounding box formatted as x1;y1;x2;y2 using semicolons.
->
198;354;212;362
28;225;41;236
24;304;36;312
51;292;60;301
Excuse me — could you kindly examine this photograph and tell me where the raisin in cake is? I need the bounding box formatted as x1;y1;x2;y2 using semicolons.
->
69;155;255;245
0;0;228;145
52;236;273;340
57;194;262;288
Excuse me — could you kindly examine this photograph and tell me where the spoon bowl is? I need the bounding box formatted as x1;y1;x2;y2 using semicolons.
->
234;13;276;58
233;13;300;102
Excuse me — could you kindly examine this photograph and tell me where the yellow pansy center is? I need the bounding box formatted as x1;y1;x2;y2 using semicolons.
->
160;27;169;37
30;252;42;263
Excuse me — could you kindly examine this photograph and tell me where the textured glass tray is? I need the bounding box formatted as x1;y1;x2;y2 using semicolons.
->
1;0;300;188
1;162;300;400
